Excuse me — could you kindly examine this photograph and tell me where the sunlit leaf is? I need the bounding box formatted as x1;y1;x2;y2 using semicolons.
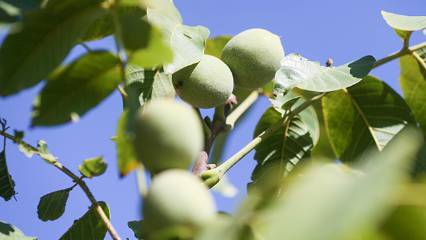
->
31;51;121;126
143;0;182;23
400;45;426;136
274;54;375;92
0;0;109;96
382;11;426;39
79;156;107;178
323;76;415;162
37;188;71;221
147;8;209;73
115;110;139;177
257;129;422;240
0;150;15;201
59;201;110;240
0;221;36;239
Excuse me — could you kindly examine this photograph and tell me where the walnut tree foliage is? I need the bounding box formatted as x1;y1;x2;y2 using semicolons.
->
0;0;426;239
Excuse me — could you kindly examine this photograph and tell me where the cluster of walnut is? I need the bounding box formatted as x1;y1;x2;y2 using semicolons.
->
133;28;284;239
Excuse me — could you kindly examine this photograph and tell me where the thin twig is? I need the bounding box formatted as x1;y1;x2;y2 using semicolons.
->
225;91;259;129
373;41;426;69
0;130;122;240
201;93;326;188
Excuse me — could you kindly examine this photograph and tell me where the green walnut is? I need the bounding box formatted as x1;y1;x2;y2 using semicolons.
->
173;55;234;108
133;99;203;173
143;170;216;236
221;28;285;90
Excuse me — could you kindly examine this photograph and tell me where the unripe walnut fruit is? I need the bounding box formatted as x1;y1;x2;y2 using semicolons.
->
221;28;285;90
143;170;216;234
173;55;234;108
133;99;203;173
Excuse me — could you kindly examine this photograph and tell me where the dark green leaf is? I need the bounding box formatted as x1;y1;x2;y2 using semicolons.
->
412;141;426;178
382;11;426;39
275;54;376;92
0;221;36;239
79;156;107;178
205;35;231;58
31;51;121;126
116;110;139;177
37;188;71;221
0;150;16;201
400;46;426;136
60;201;110;240
79;15;114;42
257;129;422;240
251;93;319;187
0;1;19;24
128;220;146;239
3;0;40;11
0;0;109;96
381;203;426;239
323;75;415;162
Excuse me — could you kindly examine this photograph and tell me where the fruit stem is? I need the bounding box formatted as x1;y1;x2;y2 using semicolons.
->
226;91;259;129
201;93;326;188
0;129;122;240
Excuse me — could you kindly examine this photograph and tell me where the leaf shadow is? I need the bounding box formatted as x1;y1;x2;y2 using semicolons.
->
348;55;376;78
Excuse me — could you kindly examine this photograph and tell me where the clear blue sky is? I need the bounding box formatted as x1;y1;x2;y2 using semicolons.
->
0;0;425;239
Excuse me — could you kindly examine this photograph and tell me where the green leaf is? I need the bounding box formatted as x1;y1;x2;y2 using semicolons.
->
205;35;231;58
121;5;174;69
117;7;151;51
0;0;109;96
31;51;121;126
323;75;415;162
382;11;426;39
59;201;110;240
143;0;182;23
79;15;114;42
115;110;139;177
257;129;422;240
251;93;319;186
128;220;147;240
381;204;426;240
0;150;16;201
79;156;107;178
0;221;36;240
37;188;71;221
400;46;426;136
147;8;209;73
275;54;376;92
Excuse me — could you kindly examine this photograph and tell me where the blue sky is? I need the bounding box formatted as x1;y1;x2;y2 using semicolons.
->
0;0;425;239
